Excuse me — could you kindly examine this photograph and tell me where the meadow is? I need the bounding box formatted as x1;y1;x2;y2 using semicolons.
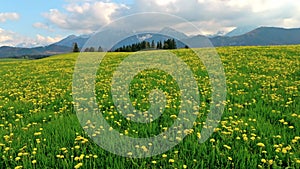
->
0;45;299;168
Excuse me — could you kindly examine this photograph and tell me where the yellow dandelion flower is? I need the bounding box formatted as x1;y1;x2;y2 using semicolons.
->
32;160;37;164
169;159;175;163
183;164;187;168
60;147;67;151
151;161;157;164
74;163;83;169
170;115;177;119
282;148;287;153
228;157;232;161
197;132;201;139
79;154;84;160
268;160;273;165
34;132;42;136
223;145;231;150
261;159;266;163
257;143;265;147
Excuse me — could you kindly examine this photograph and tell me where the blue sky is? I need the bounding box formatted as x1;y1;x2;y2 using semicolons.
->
1;0;300;47
1;0;64;36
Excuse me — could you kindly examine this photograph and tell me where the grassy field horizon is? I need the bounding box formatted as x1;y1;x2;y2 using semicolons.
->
0;45;299;168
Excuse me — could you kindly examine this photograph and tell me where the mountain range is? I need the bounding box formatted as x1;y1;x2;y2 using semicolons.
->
1;26;300;58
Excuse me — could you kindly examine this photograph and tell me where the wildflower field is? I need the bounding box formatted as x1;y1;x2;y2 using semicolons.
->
0;45;299;168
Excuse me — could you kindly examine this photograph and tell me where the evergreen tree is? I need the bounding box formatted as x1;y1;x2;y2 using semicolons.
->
73;42;80;52
89;47;95;52
98;46;103;52
146;41;150;49
151;40;155;48
171;39;177;49
84;48;89;52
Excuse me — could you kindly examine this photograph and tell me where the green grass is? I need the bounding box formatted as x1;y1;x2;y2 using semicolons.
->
0;46;299;168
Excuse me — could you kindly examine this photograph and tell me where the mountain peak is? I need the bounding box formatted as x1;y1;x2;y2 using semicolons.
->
226;26;257;37
159;27;188;40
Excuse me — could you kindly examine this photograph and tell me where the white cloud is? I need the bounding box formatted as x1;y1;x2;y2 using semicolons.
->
0;12;20;22
138;34;152;41
33;22;54;32
40;0;300;35
36;34;62;45
130;0;300;35
44;1;128;33
0;27;62;47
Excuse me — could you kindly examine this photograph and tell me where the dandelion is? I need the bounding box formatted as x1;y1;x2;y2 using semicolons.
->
291;139;297;143
183;165;187;168
223;145;231;150
32;160;37;164
210;138;215;143
169;159;175;163
74;163;83;169
282;148;287;154
257;143;265;147
60;147;67;151
151;161;157;164
79;154;84;160
162;154;167;158
228;157;232;161
34;132;42;136
14;166;23;169
197;132;201;139
268;160;273;165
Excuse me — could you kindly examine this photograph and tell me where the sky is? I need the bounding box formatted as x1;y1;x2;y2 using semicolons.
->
1;0;300;47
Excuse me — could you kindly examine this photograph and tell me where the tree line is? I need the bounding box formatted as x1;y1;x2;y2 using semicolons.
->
113;39;177;52
72;43;103;52
72;38;178;52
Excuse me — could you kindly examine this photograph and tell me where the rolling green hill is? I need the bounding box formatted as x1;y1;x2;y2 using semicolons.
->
0;46;299;168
